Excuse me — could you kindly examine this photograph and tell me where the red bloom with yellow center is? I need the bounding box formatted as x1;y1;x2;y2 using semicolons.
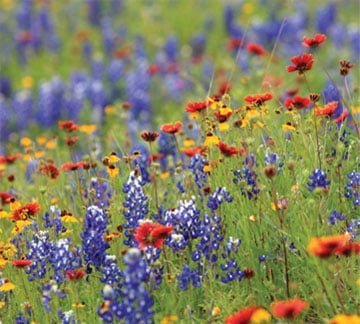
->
287;53;314;74
0;192;13;205
12;202;40;221
12;260;32;268
0;154;22;164
303;34;327;48
225;306;270;324
185;100;209;113
284;96;311;110
134;222;173;250
308;234;350;258
40;163;60;179
62;161;87;171
271;298;308;320
160;122;183;134
58;120;79;132
182;147;206;157
245;93;273;106
334;242;360;256
246;42;266;56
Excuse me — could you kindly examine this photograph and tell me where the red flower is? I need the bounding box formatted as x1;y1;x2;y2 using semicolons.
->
335;242;360;256
246;42;266;56
140;131;160;142
185;101;209;113
308;234;350;258
66;269;86;281
217;82;232;95
245;93;273;106
12;202;41;221
334;110;349;124
182;147;206;157
147;64;160;75
12;260;32;268
160;122;183;134
271;298;308;320
214;109;232;123
287;53;314;74
0;154;22;164
134;222;173;250
303;34;327;48
284;96;311;110
217;142;240;157
0;192;14;204
40;163;60;179
314;101;338;117
225;306;260;324
65;136;78;146
58;120;79;132
62;161;86;171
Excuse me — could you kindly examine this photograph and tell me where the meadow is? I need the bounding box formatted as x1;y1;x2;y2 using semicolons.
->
0;0;359;323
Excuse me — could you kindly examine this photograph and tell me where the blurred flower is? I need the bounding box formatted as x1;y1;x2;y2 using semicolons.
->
308;234;350;258
329;314;360;324
302;34;327;48
308;169;330;192
271;298;308;320
226;306;270;324
284;96;311;110
160;122;182;134
12;260;32;268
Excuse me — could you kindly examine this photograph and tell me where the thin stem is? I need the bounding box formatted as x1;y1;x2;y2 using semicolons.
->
315;270;337;314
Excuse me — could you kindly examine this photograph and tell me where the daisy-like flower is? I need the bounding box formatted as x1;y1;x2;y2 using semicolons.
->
58;120;79;132
66;269;86;281
185;100;209;113
284;96;311;110
334;242;360;257
307;234;350;258
329;314;360;324
134;221;173;250
40;163;60;179
12;202;40;221
140;131;160;142
271;298;308;320
246;42;266;56
217;142;240;157
287;53;314;74
245;93;273;106
314;101;338;117
62;161;87;171
225;306;271;324
0;279;15;291
302;34;327;48
160;122;183;134
182;147;206;157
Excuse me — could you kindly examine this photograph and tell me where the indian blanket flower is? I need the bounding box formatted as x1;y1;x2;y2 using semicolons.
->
329;314;360;324
233;168;260;200
12;259;32;268
58;120;78;132
160;121;182;134
302;34;327;48
307;234;350;258
246;42;266;56
134;221;173;250
284;96;311;110
66;269;86;281
244;93;273;106
225;306;271;324
140;131;159;142
314;101;338;117
344;170;360;207
334;242;360;256
308;169;330;192
271;298;308;320
12;202;40;221
287;53;314;74
217;142;241;157
185;100;209;113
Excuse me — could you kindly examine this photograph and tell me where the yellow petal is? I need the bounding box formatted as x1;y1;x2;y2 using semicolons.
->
79;124;97;134
219;123;230;132
20;137;32;147
61;215;79;223
251;308;271;323
0;281;15;291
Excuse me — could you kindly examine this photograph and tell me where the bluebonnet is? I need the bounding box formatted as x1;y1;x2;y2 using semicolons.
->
99;248;154;324
348;28;360;60
315;2;337;34
13;90;33;131
42;280;66;312
190;33;206;61
189;154;208;189
132;155;151;185
323;80;344;119
207;187;233;211
344;170;360;207
308;169;330;192
177;264;202;290
328;210;345;225
233;167;260;200
58;309;76;324
0;76;12;98
81;205;110;269
122;171;149;246
85;177;112;209
158;132;177;171
164;35;178;62
258;255;267;262
346;218;360;239
87;0;102;26
42;206;66;236
219;237;244;283
101;18;116;54
264;151;284;172
25;159;39;183
100;255;123;286
224;5;243;38
0;97;11;142
15;312;30;324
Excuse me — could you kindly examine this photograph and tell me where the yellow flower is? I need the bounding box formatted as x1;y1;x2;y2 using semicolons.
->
23;154;33;162
0;301;5;309
36;136;47;145
108;154;120;164
352;106;360;114
243;2;254;15
10;200;21;211
61;215;79;223
357;278;360;286
34;151;44;158
0;242;17;258
51;197;58;205
72;303;86;308
105;105;116;114
0;211;9;219
189;112;199;120
0;259;8;267
183;138;195;147
329;314;360;324
107;166;119;178
204;134;219;147
251;308;271;323
282;123;296;132
0;280;15;291
0;163;6;171
211;306;221;316
203;165;212;173
160;315;178;324
20;137;32;147
160;172;170;180
219;106;232;115
79;124;97;134
46;139;57;149
22;76;33;89
219;123;230;132
249;215;256;222
12;220;32;235
1;0;13;10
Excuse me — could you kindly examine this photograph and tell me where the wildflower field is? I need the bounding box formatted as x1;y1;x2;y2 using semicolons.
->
0;0;359;323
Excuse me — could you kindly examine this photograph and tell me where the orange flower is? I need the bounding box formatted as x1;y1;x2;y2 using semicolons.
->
334;242;360;257
62;161;87;171
303;34;327;48
12;260;32;268
308;234;350;258
244;93;273;106
185;100;209;113
12;202;40;221
246;42;266;56
225;306;270;324
271;298;308;320
314;101;338;117
182;147;206;157
160;122;182;134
